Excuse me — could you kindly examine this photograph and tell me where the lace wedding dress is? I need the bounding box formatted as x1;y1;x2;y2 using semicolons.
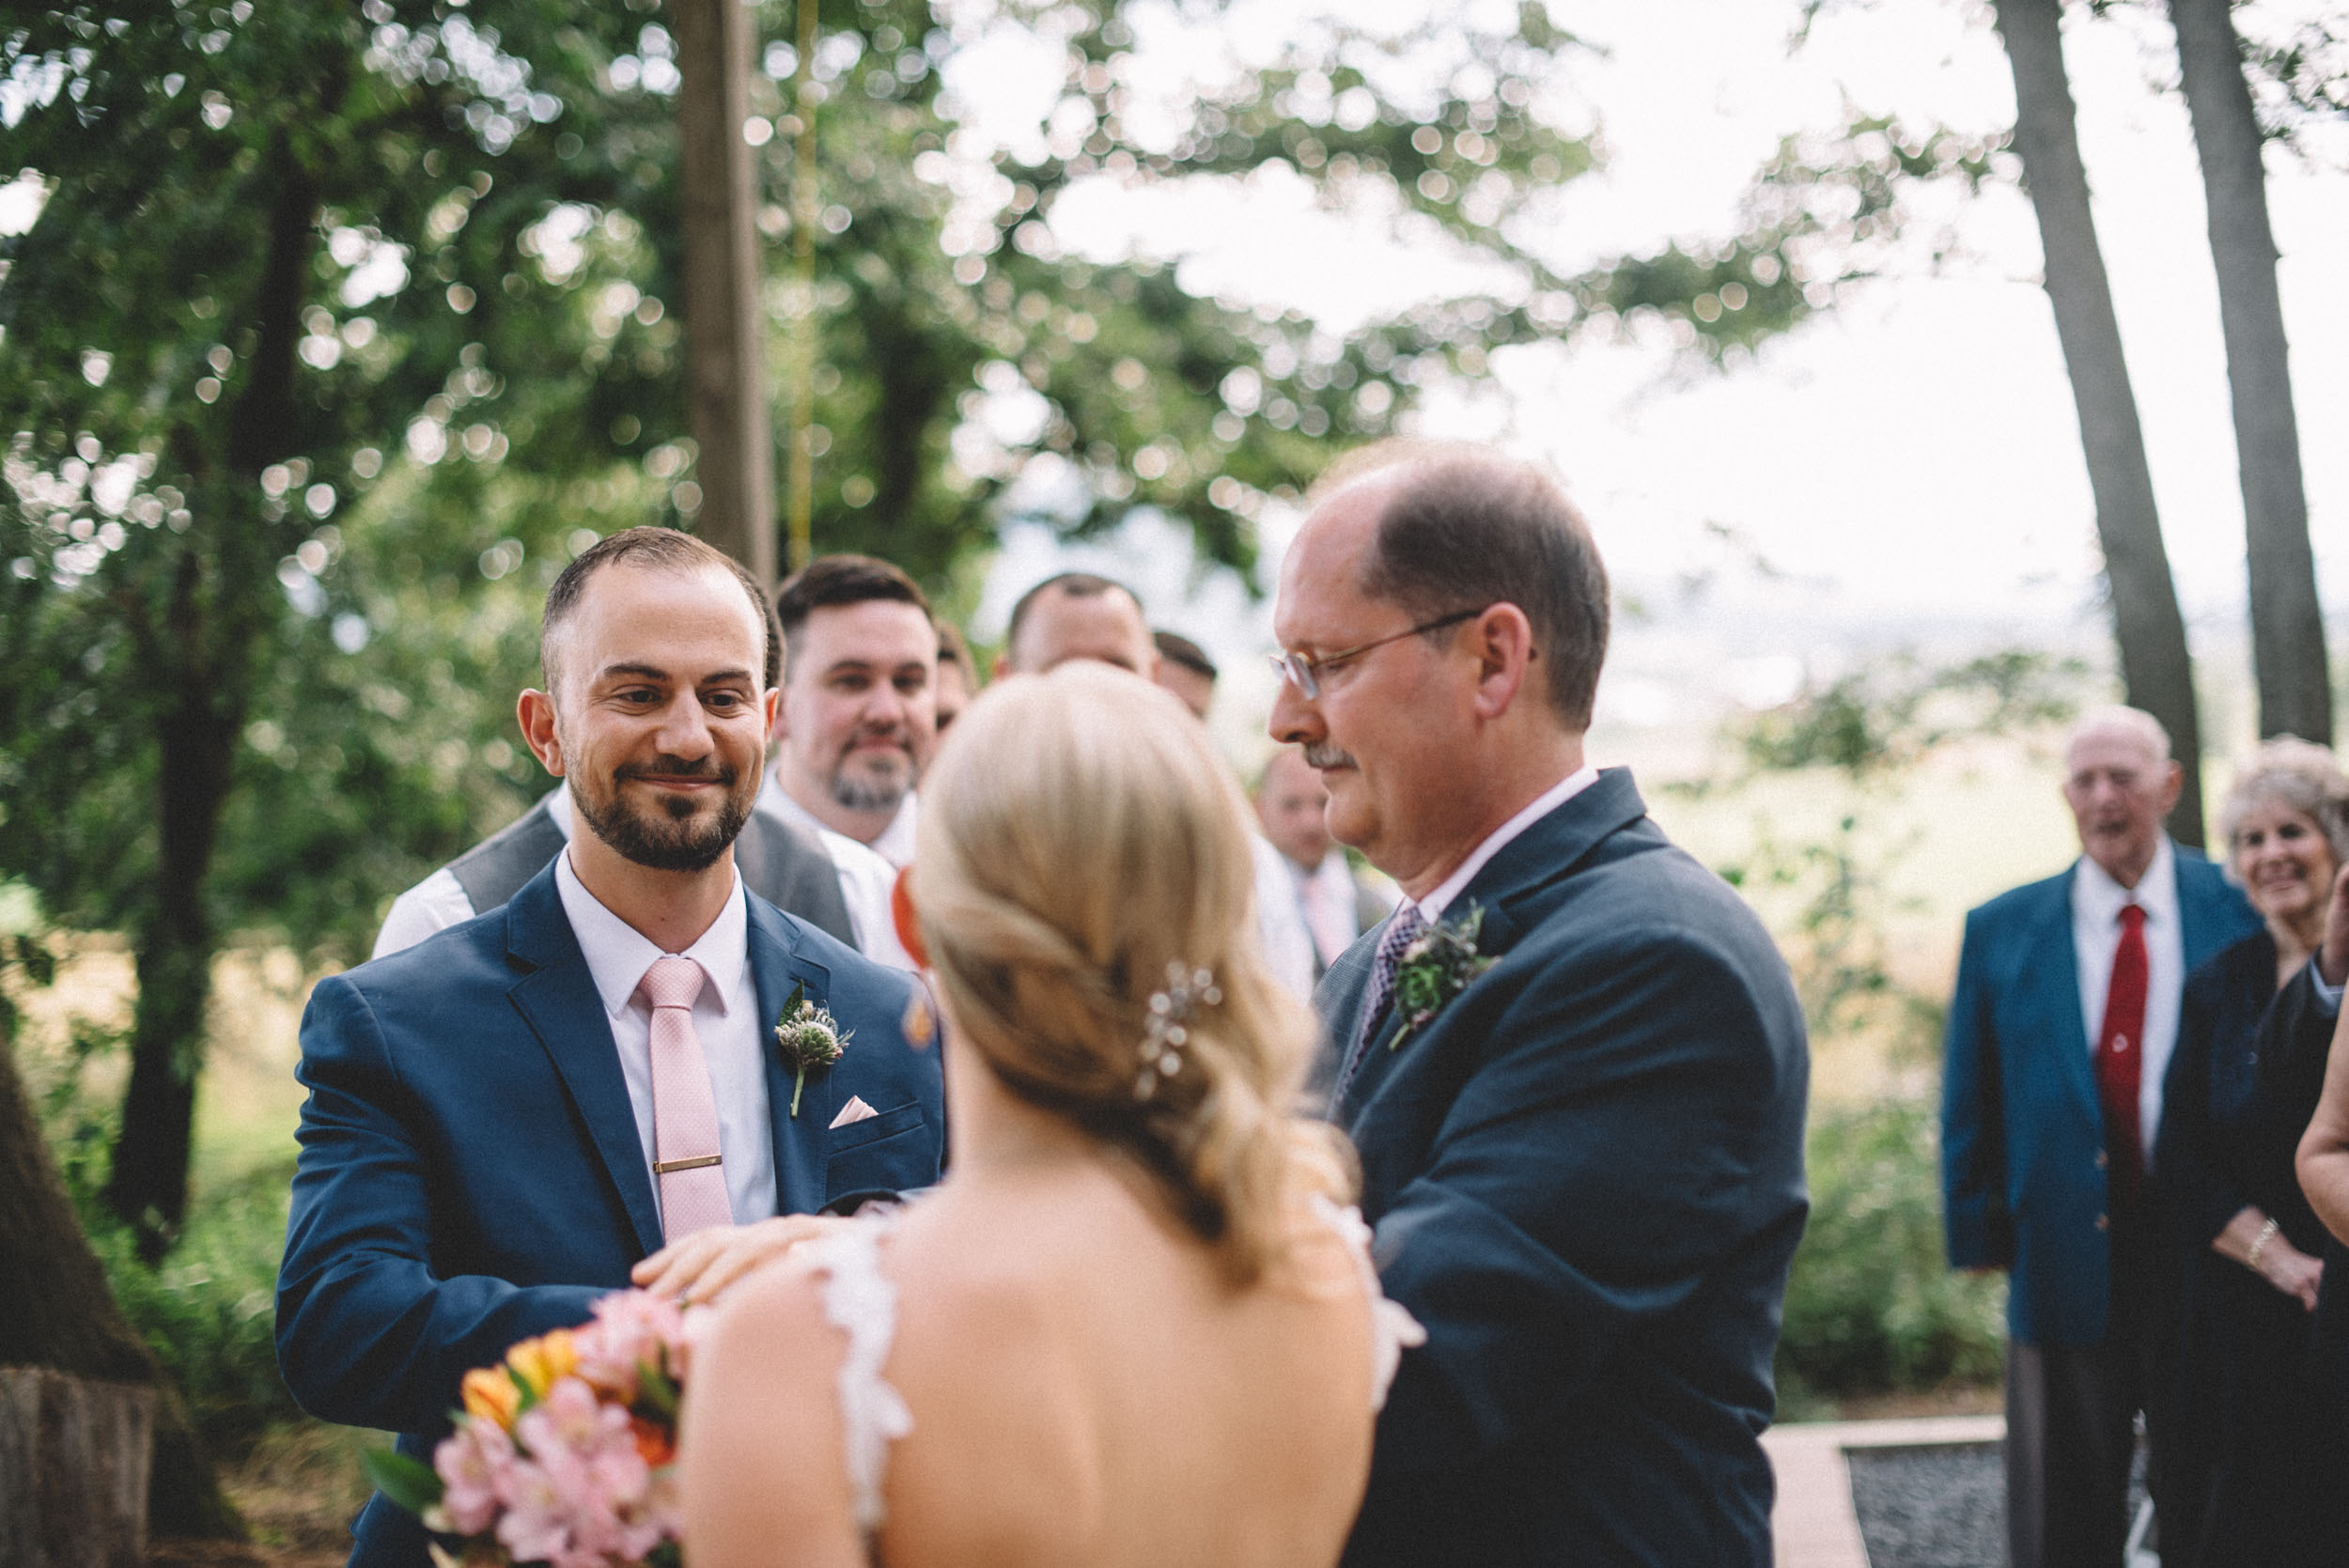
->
800;1195;1426;1540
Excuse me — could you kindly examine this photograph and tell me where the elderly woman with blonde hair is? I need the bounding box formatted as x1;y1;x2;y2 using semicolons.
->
2154;736;2349;1566
677;661;1419;1568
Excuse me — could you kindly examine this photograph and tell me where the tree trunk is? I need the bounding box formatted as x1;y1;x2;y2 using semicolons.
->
0;1016;241;1540
0;1367;155;1568
1991;0;2208;846
105;149;312;1256
2169;0;2331;744
675;0;780;586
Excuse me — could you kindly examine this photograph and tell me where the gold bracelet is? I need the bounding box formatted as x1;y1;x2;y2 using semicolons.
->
2247;1217;2280;1272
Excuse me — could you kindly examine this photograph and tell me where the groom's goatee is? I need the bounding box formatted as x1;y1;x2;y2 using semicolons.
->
1303;743;1357;770
579;761;753;871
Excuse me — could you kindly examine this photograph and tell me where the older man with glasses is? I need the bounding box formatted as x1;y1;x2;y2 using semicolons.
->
1271;440;1809;1568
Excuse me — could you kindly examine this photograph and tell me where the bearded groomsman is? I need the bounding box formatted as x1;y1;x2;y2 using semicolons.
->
761;554;936;870
278;529;945;1568
1942;707;2257;1568
1274;441;1808;1567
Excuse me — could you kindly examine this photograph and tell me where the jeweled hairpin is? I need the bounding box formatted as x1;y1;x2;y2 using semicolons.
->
1135;959;1221;1101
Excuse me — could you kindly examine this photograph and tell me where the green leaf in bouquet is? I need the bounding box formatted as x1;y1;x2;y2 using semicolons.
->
636;1362;680;1422
363;1449;447;1517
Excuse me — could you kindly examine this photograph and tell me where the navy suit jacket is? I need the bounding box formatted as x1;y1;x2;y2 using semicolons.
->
1939;845;2257;1346
274;862;945;1568
1319;768;1811;1568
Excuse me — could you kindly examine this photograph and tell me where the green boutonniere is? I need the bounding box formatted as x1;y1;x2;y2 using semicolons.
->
1390;905;1498;1050
772;981;849;1118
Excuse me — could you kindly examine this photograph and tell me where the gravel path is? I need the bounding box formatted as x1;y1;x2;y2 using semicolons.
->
1846;1444;2005;1567
1847;1442;2151;1568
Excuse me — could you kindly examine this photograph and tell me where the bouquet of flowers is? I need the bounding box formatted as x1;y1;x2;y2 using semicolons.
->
365;1290;705;1568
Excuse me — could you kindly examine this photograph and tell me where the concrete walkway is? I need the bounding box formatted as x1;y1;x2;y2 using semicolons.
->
1766;1415;2005;1567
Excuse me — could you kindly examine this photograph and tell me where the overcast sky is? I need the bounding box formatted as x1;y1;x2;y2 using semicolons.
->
969;0;2348;741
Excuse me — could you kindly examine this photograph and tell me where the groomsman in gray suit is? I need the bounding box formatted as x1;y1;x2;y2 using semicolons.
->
1274;441;1808;1567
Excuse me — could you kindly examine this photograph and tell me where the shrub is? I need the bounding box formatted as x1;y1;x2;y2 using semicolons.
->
1777;1094;2005;1411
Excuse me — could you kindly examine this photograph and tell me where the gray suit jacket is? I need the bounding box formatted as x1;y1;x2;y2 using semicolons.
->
446;795;855;947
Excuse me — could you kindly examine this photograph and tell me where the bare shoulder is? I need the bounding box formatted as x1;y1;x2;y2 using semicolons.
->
678;1257;864;1568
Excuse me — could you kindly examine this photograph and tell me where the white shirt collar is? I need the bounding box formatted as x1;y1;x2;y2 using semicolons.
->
554;847;749;1020
1412;765;1601;924
2071;834;2178;929
757;764;916;867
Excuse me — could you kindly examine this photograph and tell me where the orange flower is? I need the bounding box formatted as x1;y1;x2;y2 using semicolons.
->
630;1415;675;1469
506;1327;580;1400
459;1366;521;1430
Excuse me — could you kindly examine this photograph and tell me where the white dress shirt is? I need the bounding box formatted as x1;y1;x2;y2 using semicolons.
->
2070;836;2185;1154
374;781;912;971
1248;832;1320;1001
752;771;914;970
870;797;917;869
554;849;778;1229
1408;766;1601;926
1290;850;1394;969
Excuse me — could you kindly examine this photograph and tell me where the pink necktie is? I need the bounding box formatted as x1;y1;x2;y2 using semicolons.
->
639;955;731;1243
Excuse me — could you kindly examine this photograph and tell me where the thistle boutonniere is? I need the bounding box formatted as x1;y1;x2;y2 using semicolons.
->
773;981;849;1118
1389;905;1498;1050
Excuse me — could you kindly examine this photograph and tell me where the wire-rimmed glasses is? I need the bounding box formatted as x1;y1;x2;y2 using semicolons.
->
1268;608;1482;700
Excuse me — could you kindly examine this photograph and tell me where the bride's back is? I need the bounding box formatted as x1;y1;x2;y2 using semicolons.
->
681;664;1388;1568
877;1164;1374;1567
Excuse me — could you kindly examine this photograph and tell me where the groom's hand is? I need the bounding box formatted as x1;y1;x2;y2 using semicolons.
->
631;1215;843;1304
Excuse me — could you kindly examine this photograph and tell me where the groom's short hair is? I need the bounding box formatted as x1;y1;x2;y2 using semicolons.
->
540;526;781;695
1322;442;1610;730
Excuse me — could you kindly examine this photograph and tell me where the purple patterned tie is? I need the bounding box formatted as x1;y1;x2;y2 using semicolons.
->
1332;905;1428;1107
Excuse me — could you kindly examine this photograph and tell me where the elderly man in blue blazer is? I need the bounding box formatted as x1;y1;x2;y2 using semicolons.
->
275;529;945;1568
1942;706;2258;1568
1272;442;1810;1567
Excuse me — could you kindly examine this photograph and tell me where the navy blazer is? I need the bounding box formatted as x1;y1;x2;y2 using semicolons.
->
274;862;945;1568
1319;768;1811;1568
1939;845;2256;1347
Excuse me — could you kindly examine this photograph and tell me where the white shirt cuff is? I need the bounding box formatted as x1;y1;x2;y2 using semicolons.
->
2311;955;2344;1017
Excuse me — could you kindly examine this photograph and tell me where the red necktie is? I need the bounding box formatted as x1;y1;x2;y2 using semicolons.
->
2095;904;2148;1204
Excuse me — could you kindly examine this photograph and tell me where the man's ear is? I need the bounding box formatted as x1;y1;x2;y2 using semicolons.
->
2158;758;2186;815
519;689;565;777
1468;603;1536;721
991;652;1013;680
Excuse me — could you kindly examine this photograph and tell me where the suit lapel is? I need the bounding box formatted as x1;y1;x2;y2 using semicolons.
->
747;899;836;1216
2024;868;2099;1122
502;867;664;1257
1335;769;1649;1125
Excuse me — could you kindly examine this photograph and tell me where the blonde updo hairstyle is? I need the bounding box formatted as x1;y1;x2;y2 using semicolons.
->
910;661;1351;1283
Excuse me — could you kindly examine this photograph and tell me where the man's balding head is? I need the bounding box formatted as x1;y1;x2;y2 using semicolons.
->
999;572;1157;676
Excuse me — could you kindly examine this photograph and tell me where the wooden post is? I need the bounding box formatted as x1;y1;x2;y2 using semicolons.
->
673;0;778;585
0;1368;156;1568
786;0;820;575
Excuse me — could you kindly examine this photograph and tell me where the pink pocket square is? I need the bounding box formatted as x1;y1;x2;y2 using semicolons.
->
829;1095;879;1130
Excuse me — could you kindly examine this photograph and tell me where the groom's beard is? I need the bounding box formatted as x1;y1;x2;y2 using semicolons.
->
1303;743;1358;771
573;755;756;873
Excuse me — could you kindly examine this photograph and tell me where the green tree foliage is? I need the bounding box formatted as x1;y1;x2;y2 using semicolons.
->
3;0;1809;1250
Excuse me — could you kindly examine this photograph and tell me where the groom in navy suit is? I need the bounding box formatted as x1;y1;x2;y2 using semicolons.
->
275;528;944;1568
1272;443;1810;1567
1941;706;2257;1568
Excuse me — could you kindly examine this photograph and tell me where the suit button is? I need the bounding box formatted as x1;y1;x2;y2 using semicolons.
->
2094;1151;2108;1169
2095;1214;2109;1231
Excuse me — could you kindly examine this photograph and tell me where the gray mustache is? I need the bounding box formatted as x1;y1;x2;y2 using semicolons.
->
1303;744;1357;770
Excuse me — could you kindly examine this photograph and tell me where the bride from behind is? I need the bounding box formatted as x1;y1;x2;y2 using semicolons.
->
679;661;1417;1568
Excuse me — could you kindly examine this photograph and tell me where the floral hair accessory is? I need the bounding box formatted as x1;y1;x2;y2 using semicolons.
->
1135;959;1221;1101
